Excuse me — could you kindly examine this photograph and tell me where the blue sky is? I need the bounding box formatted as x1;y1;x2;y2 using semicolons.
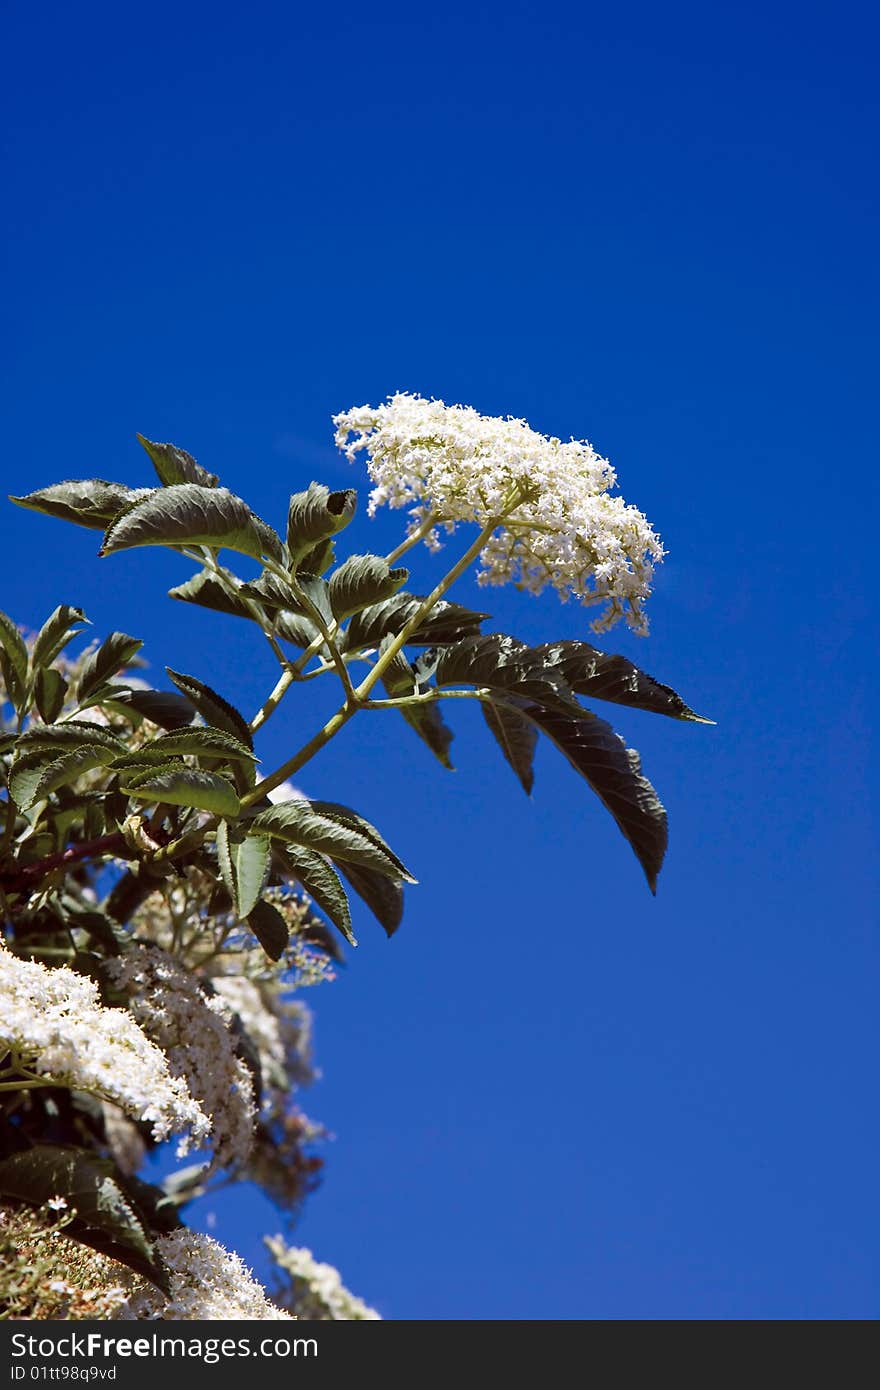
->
3;0;877;1318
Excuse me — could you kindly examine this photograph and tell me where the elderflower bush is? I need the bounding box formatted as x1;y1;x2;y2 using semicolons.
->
0;395;710;1317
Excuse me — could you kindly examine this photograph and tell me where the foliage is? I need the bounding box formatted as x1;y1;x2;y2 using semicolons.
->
0;406;709;1317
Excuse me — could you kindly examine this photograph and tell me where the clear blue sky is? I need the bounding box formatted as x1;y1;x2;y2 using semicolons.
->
3;0;877;1319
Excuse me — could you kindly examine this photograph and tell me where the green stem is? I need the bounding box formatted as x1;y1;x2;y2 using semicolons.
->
384;512;440;564
250;668;296;734
241;704;356;808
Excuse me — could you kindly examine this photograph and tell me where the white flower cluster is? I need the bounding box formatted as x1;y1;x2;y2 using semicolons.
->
106;947;255;1171
334;392;664;634
0;943;208;1146
266;1237;380;1320
119;1231;292;1320
211;976;287;1099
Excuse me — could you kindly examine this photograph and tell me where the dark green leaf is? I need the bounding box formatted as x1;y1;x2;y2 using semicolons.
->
436;634;584;715
274;611;322;648
217;821;270;918
513;700;668;892
165;669;253;748
30;605;89;671
11;745;118;809
305;800;416;881
298;536;337;576
120;768;240;817
275;845;355;945
0;608;29;691
328;554;409;621
249;801;414;881
381;648;454;769
247;898;290;960
535;641;714;723
17;721;126;755
240;571;303;614
337;861;404;937
481;699;537;794
109;687;196;730
0;650;25;713
0;1146;168;1291
76;632;143;705
100;484;282;562
286;482;357;563
136;433;219;488
148;726;258;764
168;569;254;619
9;480;151;531
32;668;68;724
293;573;334;629
343;594;489;651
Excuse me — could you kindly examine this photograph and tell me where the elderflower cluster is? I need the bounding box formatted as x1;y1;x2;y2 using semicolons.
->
119;1231;292;1320
334;392;664;634
105;946;255;1171
0;943;208;1146
266;1237;380;1320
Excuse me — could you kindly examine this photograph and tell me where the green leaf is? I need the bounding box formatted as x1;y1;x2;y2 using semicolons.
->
435;634;584;715
33;667;68;724
30;605;90;671
534;641;714;723
511;700;668;892
381;648;454;769
17;721;127;755
304;800;416;881
11;745;119;809
0;608;29;691
168;568;254;620
136;433;219;488
274;611;323;648
337;861;404;937
217;821;270;918
286;482;357;564
120;768;240;817
342;594;489;652
0;650;25;713
249;801;414;881
109;687;196;730
76;632;143;705
328;554;409;621
240;571;303;613
147;726;258;764
100;484;283;562
165;669;253;748
0;1146;168;1291
481;699;537;794
247;898;290;960
9;480;151;531
294;574;334;629
298;536;337;576
275;845;355;945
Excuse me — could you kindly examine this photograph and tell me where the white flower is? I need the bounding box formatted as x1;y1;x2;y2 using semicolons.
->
334;392;664;634
46;1196;68;1212
0;942;209;1147
266;1237;380;1320
106;946;255;1172
118;1231;293;1320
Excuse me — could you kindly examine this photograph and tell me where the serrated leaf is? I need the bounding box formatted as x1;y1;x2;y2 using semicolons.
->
274;611;322;648
0;1146;168;1291
30;605;90;671
17;721;127;755
32;668;68;724
343;594;489;651
286;482;357;563
435;634;584;714
337;861;404;937
247;898;290;960
217;822;270;918
535;641;714;724
9;480;151;531
328;554;409;621
381;648;454;769
165;669;253;748
481;700;537;794
109;687;196;730
120;768;240;817
11;745;118;809
513;700;668;892
76;632;143;705
136;434;219;488
0;649;25;713
240;571;303;613
276;845;355;945
0;608;29;691
100;484;282;562
249;801;413;881
305;800;416;881
148;726;258;764
168;568;254;620
293;573;334;629
298;536;337;576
